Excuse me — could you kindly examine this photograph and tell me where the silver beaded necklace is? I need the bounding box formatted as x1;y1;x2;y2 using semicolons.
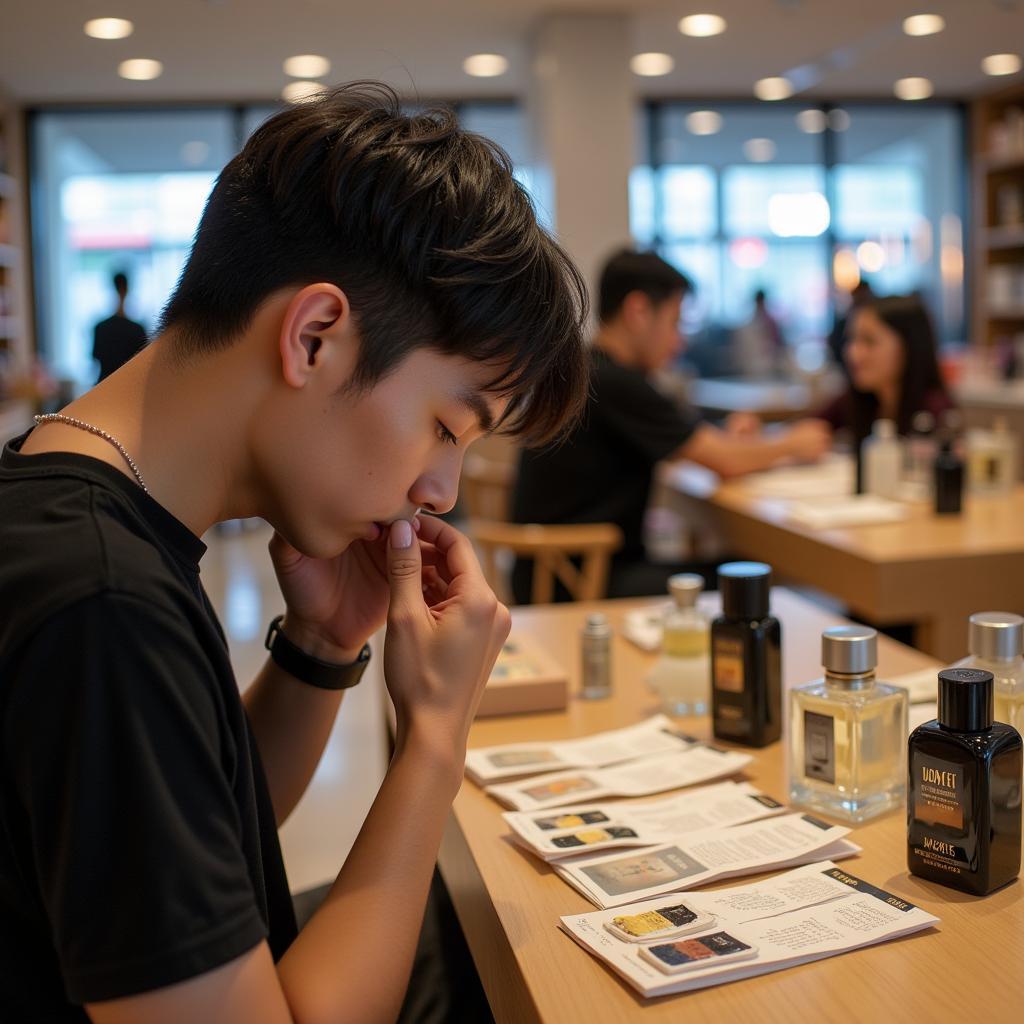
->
33;413;150;495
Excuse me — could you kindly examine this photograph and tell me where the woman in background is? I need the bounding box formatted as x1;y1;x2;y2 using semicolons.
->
819;293;955;443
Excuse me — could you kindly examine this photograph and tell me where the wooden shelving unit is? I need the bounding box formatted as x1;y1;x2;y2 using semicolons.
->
973;81;1024;349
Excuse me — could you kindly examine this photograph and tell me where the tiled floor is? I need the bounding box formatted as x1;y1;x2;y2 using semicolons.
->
201;520;390;894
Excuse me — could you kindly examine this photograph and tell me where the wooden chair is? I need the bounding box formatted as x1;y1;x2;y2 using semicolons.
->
460;453;516;522
469;519;623;605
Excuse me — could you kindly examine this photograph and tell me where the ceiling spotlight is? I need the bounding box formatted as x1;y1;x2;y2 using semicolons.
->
631;52;675;76
678;14;727;37
118;58;163;81
982;53;1023;76
744;138;776;162
463;53;509;77
894;77;933;100
754;77;794;101
84;17;133;39
282;80;327;103
283;54;331;79
796;109;827;133
902;14;945;36
686;110;722;135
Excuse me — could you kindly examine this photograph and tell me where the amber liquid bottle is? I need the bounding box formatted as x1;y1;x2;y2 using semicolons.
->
711;562;782;748
908;668;1022;896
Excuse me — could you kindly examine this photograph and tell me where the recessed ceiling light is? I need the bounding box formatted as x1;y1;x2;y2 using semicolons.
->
282;80;327;103
678;14;727;37
631;52;675;76
283;54;331;79
84;17;133;40
118;58;163;81
902;14;945;37
828;108;851;132
744;138;776;162
894;76;933;100
463;53;509;77
796;109;827;133
857;240;887;273
982;53;1023;76
754;77;793;101
686;110;722;135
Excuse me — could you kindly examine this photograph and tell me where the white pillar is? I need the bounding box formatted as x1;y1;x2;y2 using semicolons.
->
528;14;636;308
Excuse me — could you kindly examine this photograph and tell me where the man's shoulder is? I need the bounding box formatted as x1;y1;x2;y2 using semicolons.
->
0;472;197;647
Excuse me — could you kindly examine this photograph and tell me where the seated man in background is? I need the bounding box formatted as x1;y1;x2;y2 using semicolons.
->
511;249;830;602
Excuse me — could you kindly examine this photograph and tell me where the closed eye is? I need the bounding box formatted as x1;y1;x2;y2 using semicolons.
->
437;421;458;446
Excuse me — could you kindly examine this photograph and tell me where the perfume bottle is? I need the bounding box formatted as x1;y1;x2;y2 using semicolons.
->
953;611;1024;737
647;574;710;716
907;668;1022;896
934;437;964;515
711;562;781;748
862;419;902;499
789;625;908;823
581;613;612;700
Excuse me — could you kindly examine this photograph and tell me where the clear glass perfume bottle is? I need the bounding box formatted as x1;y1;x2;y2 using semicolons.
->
789;625;908;823
953;611;1024;737
647;574;710;716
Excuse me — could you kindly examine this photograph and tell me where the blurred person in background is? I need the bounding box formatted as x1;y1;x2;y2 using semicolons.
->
816;293;955;446
512;249;831;602
92;271;148;383
733;288;786;378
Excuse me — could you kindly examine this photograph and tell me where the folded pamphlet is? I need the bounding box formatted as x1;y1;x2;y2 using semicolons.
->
503;780;787;862
559;860;938;997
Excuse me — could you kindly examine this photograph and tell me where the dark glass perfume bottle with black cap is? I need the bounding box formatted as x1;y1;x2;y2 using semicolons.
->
710;562;781;748
908;667;1022;896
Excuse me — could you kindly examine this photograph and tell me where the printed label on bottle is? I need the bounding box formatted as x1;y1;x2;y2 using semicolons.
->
803;710;835;784
713;637;745;693
913;753;965;831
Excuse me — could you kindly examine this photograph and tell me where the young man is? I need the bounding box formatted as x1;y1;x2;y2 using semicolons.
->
512;249;830;601
91;271;149;383
0;85;587;1022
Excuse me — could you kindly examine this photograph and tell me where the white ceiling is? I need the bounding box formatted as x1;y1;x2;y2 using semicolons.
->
0;0;1022;105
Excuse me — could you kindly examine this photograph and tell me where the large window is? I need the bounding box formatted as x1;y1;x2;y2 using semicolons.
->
32;100;530;391
633;102;966;364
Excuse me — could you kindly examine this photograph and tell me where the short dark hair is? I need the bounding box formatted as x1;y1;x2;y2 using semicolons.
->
113;272;129;295
159;82;588;446
598;249;692;323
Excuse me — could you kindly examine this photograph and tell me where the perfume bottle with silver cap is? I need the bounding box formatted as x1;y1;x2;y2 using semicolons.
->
953;611;1024;736
788;625;908;823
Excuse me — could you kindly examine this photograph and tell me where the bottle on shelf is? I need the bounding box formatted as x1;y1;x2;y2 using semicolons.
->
788;625;908;823
966;417;1017;496
907;668;1022;896
580;613;612;700
953;611;1024;737
646;573;710;716
933;437;964;515
710;562;781;748
861;419;903;499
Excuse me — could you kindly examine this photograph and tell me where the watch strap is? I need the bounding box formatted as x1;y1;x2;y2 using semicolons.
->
264;615;370;690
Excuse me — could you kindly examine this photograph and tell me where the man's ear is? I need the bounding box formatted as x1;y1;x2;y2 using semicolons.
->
277;283;353;389
620;290;652;332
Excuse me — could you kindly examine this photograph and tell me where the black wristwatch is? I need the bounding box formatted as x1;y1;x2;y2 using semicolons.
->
264;615;371;690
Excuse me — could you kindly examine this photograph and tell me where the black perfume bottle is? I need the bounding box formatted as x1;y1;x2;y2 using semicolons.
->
908;668;1022;896
933;438;964;515
710;562;782;748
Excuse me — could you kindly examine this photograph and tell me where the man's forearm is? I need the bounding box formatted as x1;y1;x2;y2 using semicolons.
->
276;731;462;1024
243;657;347;825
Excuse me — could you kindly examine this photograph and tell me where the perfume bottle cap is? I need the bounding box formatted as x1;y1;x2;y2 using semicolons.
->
968;611;1024;661
584;613;611;639
937;667;994;732
822;625;877;675
718;562;771;620
669;573;703;607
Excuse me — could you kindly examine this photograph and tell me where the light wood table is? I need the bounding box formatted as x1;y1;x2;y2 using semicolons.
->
439;591;1022;1023
657;462;1024;663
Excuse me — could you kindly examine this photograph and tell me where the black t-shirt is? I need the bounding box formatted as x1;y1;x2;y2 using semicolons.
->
0;434;297;1020
92;315;148;382
512;349;702;560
